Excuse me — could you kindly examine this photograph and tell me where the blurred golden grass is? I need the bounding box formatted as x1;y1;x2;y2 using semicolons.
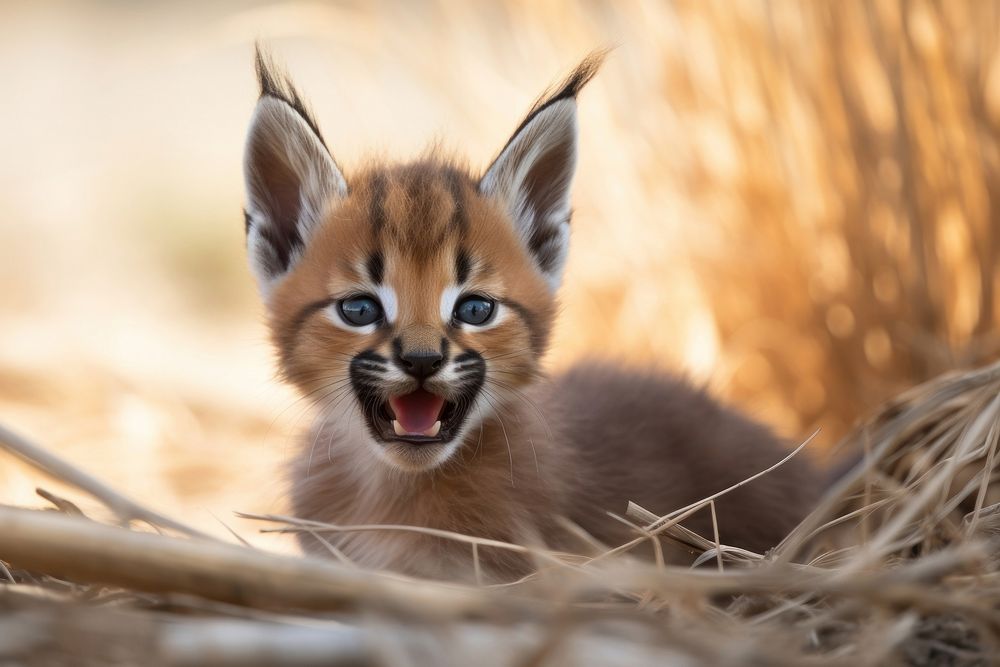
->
1;0;1000;527
671;1;1000;446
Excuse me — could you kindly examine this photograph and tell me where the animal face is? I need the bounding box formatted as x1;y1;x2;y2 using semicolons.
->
243;50;600;471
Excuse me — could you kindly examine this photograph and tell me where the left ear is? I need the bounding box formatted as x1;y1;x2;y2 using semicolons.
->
479;53;603;290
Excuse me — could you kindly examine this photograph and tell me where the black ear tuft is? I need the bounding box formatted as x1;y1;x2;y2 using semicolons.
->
493;50;606;159
254;44;328;149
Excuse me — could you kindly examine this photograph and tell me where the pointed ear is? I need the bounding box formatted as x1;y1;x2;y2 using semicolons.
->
479;53;603;290
243;49;347;296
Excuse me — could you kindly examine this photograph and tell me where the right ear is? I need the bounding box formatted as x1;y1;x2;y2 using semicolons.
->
479;52;603;290
243;49;347;296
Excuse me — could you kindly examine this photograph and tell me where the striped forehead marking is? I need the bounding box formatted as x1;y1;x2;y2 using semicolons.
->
366;251;384;284
456;248;471;284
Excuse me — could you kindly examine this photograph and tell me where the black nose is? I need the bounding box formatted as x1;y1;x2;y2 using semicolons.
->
398;350;443;380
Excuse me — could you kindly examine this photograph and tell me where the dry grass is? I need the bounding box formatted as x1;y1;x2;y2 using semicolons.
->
2;359;999;666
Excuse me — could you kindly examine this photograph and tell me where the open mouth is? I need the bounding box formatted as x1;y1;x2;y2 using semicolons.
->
372;388;467;445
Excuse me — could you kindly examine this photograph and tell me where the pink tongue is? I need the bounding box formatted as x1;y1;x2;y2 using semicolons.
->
389;389;445;434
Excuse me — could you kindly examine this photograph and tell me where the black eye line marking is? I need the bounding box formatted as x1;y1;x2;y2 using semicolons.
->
498;297;544;355
286;296;339;346
289;289;393;343
498;298;529;322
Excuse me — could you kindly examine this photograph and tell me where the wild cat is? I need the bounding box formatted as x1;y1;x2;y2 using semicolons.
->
242;49;823;580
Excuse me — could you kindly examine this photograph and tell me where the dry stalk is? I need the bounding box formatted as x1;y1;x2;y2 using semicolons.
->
0;505;525;618
0;423;215;541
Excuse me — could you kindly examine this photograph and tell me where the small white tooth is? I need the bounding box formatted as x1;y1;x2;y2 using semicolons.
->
423;421;441;437
393;420;406;436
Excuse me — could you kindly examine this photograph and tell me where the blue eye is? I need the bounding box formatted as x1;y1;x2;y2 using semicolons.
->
339;296;383;326
454;296;495;326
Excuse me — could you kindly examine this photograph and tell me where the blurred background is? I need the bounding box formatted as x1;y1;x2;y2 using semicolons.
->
2;0;999;541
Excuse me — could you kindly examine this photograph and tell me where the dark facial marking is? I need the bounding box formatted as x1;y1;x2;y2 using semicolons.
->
456;248;471;284
366;251;385;285
284;296;338;350
451;350;487;397
352;349;389;374
452;350;484;372
499;298;544;355
391;337;404;365
442;349;486;437
284;294;394;354
351;344;485;445
350;350;388;442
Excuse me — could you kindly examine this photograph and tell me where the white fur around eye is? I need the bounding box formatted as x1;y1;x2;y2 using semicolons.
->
439;285;464;323
376;285;398;324
441;285;506;330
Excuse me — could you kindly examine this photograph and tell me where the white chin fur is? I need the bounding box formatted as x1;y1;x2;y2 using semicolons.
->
378;441;459;472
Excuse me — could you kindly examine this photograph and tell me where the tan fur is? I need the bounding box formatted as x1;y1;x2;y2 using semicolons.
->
245;54;826;582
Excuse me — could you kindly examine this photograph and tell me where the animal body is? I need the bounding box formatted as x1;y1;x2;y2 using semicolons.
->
242;49;824;581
